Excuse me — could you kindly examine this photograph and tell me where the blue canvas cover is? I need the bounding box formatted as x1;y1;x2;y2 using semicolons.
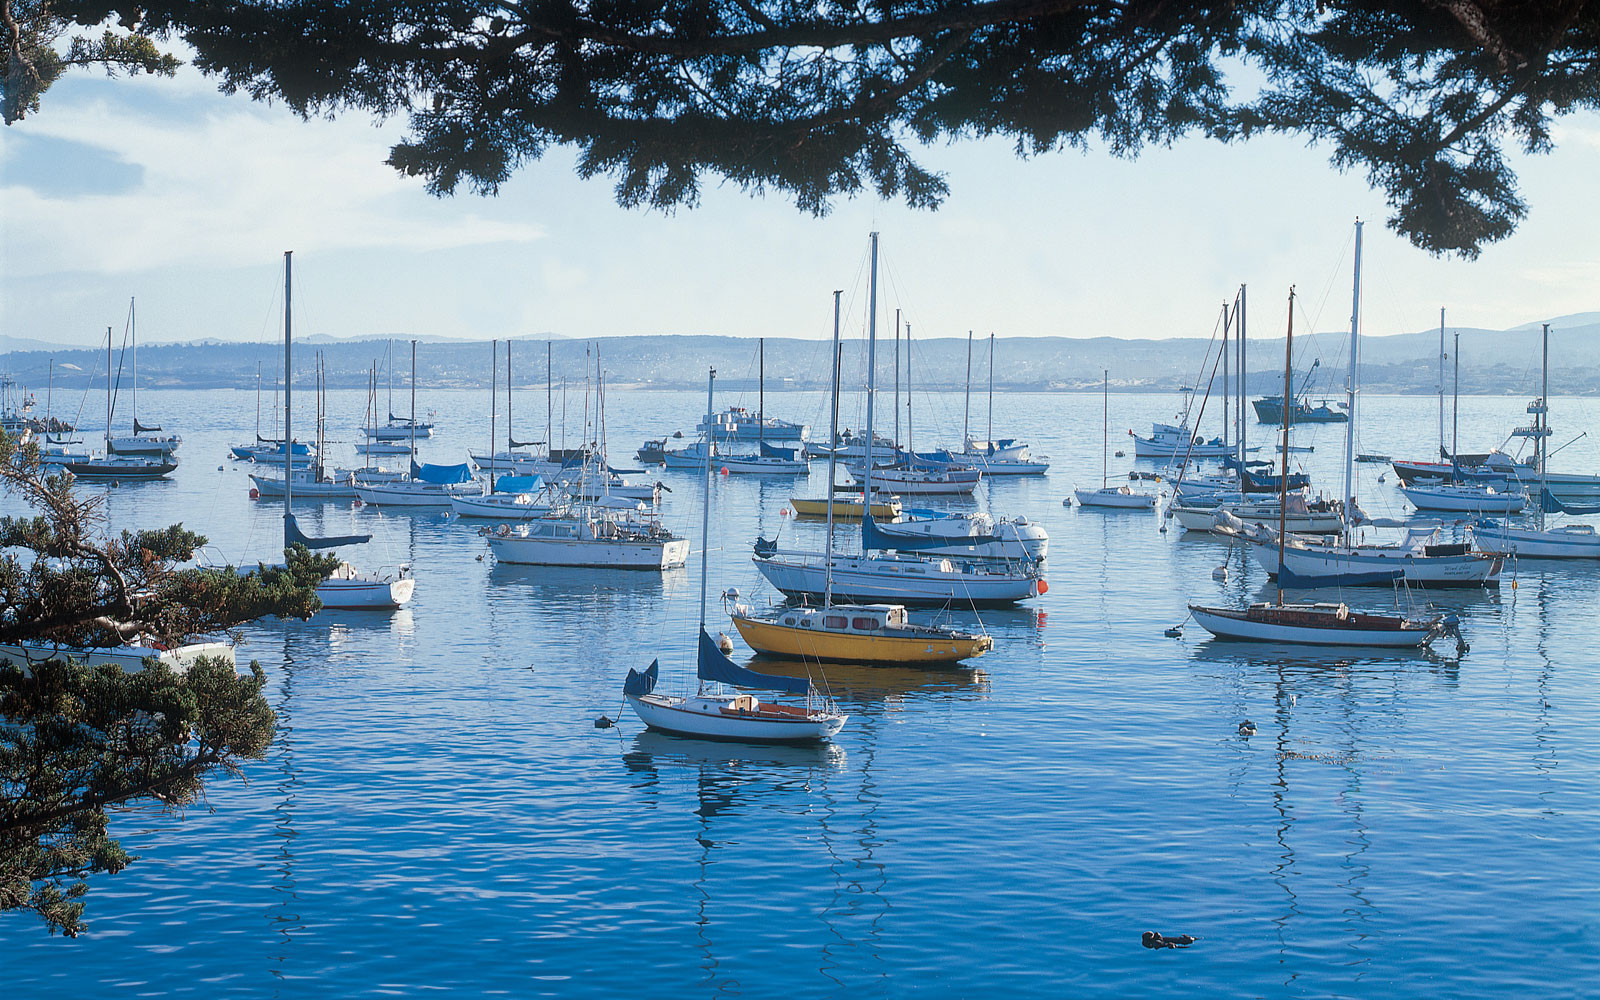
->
697;629;810;694
284;513;372;550
624;660;659;696
494;475;543;494
1541;489;1600;515
409;461;476;484
759;441;797;460
1277;564;1403;588
861;512;995;552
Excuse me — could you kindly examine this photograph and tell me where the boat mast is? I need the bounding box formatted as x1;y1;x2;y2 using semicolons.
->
547;342;554;460
489;340;498;492
410;340;417;465
1238;285;1247;465
893;310;901;451
698;367;717;686
255;362;261;440
863;232;880;514
758;336;765;452
1539;322;1550;529
283;251;294;531
1343;219;1362;544
104;325;111;453
986;332;994;448
962;329;972;448
1451;333;1460;482
506;340;513;452
905;321;913;462
825;291;843;608
1277;287;1294;606
1222;305;1229;453
130;297;136;431
1438;308;1447;458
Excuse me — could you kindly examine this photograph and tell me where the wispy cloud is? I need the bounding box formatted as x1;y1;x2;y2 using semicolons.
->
3;71;541;277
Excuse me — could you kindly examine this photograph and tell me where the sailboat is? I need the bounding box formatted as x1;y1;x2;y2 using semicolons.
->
231;361;318;465
250;353;357;499
1222;223;1502;588
1188;256;1458;648
49;323;179;480
754;233;1042;607
363;340;436;440
353;341;482;506
947;333;1049;475
1472;323;1600;558
1075;369;1156;509
624;368;845;743
715;339;810;474
730;295;994;664
271;252;414;610
105;299;183;457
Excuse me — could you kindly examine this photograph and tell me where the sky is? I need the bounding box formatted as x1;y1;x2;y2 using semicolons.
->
5;54;1600;349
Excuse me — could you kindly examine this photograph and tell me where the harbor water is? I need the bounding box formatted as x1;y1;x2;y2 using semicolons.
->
3;385;1598;998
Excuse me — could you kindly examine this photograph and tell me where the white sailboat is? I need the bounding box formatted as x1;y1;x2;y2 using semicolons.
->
754;233;1042;607
715;339;810;475
105;298;183;457
1188;257;1460;649
951;332;1048;475
1075;369;1156;509
624;367;843;743
353;341;482;506
1473;323;1600;558
47;322;178;480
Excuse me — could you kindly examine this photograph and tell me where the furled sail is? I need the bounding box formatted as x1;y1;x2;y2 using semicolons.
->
1541;489;1600;515
623;660;659;696
285;513;372;550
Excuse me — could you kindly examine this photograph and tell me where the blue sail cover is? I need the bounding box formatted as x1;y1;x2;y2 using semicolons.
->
759;441;797;460
494;475;543;494
1277;564;1403;588
409;461;476;484
697;629;810;694
285;513;372;550
861;512;995;552
1542;489;1600;515
624;660;659;696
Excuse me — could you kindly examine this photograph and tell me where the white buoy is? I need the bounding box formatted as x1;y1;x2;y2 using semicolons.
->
1212;566;1229;582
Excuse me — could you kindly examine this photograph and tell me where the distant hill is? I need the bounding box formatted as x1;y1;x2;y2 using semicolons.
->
3;319;1595;395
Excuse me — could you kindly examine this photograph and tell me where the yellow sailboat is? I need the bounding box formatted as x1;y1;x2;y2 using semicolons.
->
732;249;994;667
788;495;902;520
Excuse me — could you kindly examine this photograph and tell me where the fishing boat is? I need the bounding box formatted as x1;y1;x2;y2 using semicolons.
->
1189;238;1459;648
623;369;843;743
1130;421;1233;459
1472;324;1600;559
1076;369;1156;509
697;405;808;444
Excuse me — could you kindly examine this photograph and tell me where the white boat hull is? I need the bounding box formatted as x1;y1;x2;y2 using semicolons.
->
0;640;234;673
1074;487;1156;509
1471;522;1600;559
1250;539;1502;587
316;574;415;609
627;694;843;742
1400;486;1527;513
753;553;1038;606
1169;504;1343;534
251;473;357;498
450;494;553;518
354;481;482;506
488;533;690;569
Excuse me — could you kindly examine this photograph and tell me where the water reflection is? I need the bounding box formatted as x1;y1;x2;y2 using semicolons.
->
268;638;303;994
728;654;990;707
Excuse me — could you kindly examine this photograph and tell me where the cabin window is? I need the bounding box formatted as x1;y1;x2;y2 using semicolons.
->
824;615;849;629
851;617;880;630
783;617;795;626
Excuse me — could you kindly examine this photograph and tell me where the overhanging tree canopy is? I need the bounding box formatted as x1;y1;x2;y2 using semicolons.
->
19;2;1600;255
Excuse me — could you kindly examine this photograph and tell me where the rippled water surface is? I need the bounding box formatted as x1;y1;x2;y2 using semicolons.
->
5;383;1599;998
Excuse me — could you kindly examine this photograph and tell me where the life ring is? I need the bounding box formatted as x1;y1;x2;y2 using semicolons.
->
496;523;511;537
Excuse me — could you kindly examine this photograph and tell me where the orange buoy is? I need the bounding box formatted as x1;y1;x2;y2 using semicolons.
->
248;487;260;500
720;466;729;475
1036;579;1050;594
781;508;791;517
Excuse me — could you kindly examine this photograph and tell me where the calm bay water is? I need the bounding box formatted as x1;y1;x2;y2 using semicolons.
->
4;381;1599;998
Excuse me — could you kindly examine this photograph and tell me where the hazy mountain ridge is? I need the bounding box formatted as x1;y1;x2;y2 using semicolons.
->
3;320;1595;394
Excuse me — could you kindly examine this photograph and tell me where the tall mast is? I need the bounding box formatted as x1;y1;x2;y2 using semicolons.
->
905;322;913;461
863;232;880;510
255;362;261;439
1438;308;1447;457
410;340;417;463
894;310;901;451
1452;333;1460;481
506;340;513;452
547;341;554;459
758;337;765;451
1221;304;1229;452
824;291;843;608
489;340;498;492
104;325;111;452
1239;285;1248;464
1343;219;1362;543
387;340;394;424
130;297;137;429
1277;287;1294;606
963;330;972;448
283;251;294;529
986;332;994;447
698;367;717;638
1538;323;1550;528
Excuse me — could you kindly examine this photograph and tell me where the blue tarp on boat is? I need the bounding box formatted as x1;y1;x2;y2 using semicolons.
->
861;512;994;552
624;660;659;696
1541;489;1600;514
759;441;798;460
494;475;544;494
409;461;475;484
1276;564;1404;588
697;629;810;694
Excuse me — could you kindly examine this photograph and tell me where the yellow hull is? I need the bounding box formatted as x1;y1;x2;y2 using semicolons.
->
789;497;902;520
732;616;990;664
